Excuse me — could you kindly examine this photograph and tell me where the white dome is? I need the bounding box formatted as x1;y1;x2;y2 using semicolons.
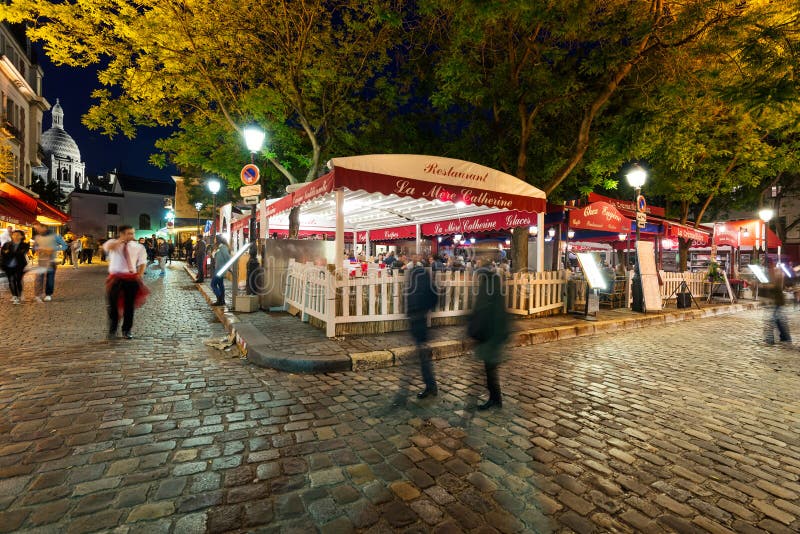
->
41;99;82;163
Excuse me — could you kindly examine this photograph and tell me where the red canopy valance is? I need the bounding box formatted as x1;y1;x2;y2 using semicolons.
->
668;223;710;244
420;210;536;236
568;202;630;234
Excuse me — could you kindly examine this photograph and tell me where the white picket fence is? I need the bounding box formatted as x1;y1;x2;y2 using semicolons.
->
659;271;706;299
284;260;568;337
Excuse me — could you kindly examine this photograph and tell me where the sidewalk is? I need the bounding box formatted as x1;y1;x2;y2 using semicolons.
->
185;264;760;373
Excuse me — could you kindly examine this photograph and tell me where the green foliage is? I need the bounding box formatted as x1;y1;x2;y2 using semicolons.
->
30;176;66;208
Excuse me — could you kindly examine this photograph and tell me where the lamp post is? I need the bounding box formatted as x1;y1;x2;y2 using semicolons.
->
194;202;203;236
207;179;221;238
759;207;774;268
626;164;647;312
243;124;266;295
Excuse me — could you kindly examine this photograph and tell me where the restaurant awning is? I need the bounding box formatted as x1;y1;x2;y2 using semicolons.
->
36;199;70;226
0;196;36;226
568;202;630;234
707;220;782;248
667;222;710;245
264;154;547;229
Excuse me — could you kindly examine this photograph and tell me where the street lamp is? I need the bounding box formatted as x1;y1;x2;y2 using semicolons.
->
194;202;203;236
243;124;265;295
207;179;221;239
626;164;647;312
759;207;774;267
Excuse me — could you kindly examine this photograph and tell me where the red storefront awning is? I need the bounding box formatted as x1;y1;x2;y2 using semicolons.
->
0;197;36;226
568;202;630;234
667;223;710;244
266;155;547;219
356;225;417;241
420;210;536;236
36;199;69;225
710;220;782;248
588;192;666;217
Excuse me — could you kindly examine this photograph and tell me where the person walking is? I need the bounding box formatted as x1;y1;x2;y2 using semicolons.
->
468;253;510;410
210;236;231;306
1;230;29;304
405;254;439;399
85;235;96;264
194;234;207;283
155;238;169;276
70;236;81;268
103;225;149;340
764;269;791;344
32;223;67;302
183;239;194;264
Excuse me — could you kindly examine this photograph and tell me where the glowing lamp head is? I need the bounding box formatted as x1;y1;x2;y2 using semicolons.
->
567;229;575;239
548;227;556;238
626;164;647;189
741;227;750;238
758;208;774;222
455;201;466;209
618;233;628;241
207;179;221;195
243;125;266;154
504;239;511;246
454;233;462;243
194;202;203;211
529;225;538;236
469;237;476;244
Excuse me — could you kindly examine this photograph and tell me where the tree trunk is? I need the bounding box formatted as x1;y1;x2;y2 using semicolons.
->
511;227;528;273
678;237;690;272
288;207;300;239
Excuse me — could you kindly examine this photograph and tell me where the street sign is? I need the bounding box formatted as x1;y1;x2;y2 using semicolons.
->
636;212;647;228
243;195;259;204
637;194;646;213
239;184;262;198
241;164;260;185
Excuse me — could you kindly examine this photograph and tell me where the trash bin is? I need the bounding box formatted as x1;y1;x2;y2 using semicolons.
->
677;292;692;308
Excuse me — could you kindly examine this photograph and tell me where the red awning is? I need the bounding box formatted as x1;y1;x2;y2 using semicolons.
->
568;202;630;234
588;192;666;217
356;225;417;241
420;210;536;236
667;223;710;244
0;197;36;225
36;199;69;224
265;155;547;218
710;220;782;248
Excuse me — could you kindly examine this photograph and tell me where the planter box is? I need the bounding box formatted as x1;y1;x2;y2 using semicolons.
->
234;295;260;313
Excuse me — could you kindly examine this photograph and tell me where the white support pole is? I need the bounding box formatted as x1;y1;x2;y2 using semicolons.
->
415;224;421;255
334;189;345;267
366;230;371;258
536;212;545;272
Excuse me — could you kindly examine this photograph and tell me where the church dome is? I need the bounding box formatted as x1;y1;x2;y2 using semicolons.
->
41;99;81;163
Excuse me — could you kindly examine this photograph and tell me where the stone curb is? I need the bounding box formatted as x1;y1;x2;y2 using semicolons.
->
186;265;759;374
184;265;351;373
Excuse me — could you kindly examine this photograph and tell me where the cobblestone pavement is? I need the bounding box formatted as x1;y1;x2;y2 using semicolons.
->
1;264;799;533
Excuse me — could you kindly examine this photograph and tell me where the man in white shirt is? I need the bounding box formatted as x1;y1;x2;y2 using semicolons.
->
102;225;148;340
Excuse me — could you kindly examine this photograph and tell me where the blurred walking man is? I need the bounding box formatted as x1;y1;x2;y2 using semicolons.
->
103;225;149;340
405;254;439;399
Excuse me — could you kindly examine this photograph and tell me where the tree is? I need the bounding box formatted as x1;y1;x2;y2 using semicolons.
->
29;176;66;208
4;0;407;234
418;0;760;270
0;130;13;179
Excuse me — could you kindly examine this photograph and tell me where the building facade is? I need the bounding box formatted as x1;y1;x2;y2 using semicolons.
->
68;173;175;240
34;99;87;193
0;22;48;187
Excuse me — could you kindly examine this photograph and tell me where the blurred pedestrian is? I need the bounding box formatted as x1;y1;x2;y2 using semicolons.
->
1;230;29;304
764;269;791;344
194;234;207;283
406;254;439;398
468;253;509;410
183;238;194;263
210;236;231;306
103;225;149;340
32;222;67;302
0;226;12;247
155;238;169;276
85;235;96;264
69;237;81;268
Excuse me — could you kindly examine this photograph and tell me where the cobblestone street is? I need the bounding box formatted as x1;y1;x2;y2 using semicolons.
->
0;264;799;533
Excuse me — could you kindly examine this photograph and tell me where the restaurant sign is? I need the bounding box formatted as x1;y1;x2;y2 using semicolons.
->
420;210;536;236
668;224;709;244
568;202;630;233
588;192;666;217
356;225;417;242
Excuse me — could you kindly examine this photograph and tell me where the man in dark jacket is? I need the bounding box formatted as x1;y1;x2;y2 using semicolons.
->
194;235;207;283
1;230;30;304
468;254;509;410
405;255;439;398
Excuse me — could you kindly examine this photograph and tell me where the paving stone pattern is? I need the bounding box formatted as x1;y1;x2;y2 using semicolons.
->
0;264;799;533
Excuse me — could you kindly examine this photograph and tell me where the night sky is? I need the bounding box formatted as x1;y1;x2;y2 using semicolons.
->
38;52;176;182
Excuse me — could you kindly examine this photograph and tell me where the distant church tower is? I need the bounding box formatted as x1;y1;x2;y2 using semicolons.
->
33;99;87;194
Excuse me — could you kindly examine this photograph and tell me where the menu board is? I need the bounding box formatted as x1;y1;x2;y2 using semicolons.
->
576;253;607;290
637;241;662;311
